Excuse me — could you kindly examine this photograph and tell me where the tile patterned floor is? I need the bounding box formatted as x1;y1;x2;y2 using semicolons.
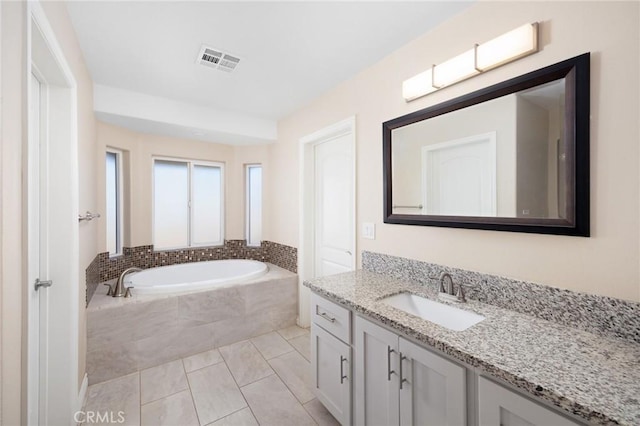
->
82;326;339;426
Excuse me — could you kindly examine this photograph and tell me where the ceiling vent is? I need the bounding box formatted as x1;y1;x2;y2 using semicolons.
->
197;45;240;73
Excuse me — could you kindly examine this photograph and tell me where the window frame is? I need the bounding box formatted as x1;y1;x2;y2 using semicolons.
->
152;156;225;250
245;164;263;247
106;148;124;257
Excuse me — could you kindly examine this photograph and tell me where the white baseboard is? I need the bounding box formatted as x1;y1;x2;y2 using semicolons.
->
76;373;88;413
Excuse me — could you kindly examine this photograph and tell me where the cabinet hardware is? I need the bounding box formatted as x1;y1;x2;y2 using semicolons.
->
318;311;336;323
340;355;348;384
399;354;408;389
387;346;396;380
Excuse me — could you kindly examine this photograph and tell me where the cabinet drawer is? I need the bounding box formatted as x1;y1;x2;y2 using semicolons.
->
311;293;351;343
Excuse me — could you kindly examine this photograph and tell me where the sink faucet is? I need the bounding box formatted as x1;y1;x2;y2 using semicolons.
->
440;272;454;295
106;267;142;298
438;272;466;303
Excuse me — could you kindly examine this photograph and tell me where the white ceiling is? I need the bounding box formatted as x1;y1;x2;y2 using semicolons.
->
67;1;473;144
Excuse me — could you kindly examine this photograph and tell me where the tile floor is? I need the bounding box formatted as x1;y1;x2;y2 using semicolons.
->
81;325;339;426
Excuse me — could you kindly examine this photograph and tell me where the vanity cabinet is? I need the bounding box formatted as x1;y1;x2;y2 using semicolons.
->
477;377;580;426
310;291;584;426
355;316;466;426
311;294;352;425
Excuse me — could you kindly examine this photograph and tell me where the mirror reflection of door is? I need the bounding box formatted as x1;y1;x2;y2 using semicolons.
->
422;133;496;216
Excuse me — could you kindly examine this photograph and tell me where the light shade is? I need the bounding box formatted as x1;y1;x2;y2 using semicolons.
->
433;48;478;88
403;22;539;102
402;68;436;101
475;23;538;71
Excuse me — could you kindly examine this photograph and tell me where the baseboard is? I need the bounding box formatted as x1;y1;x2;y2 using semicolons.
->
76;373;88;413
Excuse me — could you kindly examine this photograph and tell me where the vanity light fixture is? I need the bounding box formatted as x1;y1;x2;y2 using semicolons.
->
402;22;538;101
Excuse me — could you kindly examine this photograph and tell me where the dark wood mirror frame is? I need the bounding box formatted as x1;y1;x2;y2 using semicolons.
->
383;53;590;237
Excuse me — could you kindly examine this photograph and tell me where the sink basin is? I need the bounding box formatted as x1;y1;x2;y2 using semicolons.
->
380;292;485;331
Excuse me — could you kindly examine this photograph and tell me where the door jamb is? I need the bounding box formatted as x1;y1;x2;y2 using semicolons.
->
298;116;356;327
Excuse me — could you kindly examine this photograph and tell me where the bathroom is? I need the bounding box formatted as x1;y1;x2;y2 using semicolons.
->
1;1;639;425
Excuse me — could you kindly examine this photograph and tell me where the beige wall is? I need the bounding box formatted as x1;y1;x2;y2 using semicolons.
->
96;122;270;249
516;96;550;218
1;1;97;423
268;1;640;302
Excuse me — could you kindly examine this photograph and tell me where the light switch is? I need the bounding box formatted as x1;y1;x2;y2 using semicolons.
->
362;222;375;240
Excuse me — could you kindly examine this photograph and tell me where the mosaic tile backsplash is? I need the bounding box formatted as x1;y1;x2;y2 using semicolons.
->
86;240;297;305
362;251;640;344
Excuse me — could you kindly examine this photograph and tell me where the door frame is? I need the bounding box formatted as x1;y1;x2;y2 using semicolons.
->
26;1;83;424
298;116;356;327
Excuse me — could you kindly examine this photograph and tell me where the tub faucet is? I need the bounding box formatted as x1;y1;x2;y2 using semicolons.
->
108;267;142;298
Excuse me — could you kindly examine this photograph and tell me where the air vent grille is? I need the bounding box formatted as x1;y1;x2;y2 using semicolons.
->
197;45;241;73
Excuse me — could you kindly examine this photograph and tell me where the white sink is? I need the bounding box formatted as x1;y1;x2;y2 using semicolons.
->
380;292;485;331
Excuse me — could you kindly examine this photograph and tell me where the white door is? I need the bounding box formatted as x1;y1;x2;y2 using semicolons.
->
423;133;496;216
311;324;351;425
355;316;400;426
299;117;355;327
399;337;466;426
28;4;81;423
27;72;51;425
314;134;354;277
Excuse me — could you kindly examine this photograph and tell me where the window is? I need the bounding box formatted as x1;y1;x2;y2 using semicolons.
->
245;165;262;246
153;158;224;249
106;149;123;255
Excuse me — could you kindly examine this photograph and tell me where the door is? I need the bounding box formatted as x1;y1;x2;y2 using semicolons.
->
299;117;355;328
399;337;467;426
478;377;579;426
28;5;81;423
422;133;496;216
314;133;354;277
355;316;400;426
311;324;351;425
27;72;51;425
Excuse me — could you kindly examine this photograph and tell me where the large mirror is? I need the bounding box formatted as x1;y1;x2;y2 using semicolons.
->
383;53;590;236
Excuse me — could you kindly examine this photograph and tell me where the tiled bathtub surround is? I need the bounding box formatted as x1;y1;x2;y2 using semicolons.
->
264;240;298;273
87;264;297;385
85;240;297;304
304;271;640;425
362;251;640;344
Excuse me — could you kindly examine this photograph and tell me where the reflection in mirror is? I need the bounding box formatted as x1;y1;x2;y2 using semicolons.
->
392;79;566;219
383;53;590;236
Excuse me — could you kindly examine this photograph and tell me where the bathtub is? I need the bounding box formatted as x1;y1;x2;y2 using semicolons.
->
126;259;269;295
88;261;297;384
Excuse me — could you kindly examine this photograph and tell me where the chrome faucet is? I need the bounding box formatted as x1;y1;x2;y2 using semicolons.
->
438;272;467;303
105;267;141;298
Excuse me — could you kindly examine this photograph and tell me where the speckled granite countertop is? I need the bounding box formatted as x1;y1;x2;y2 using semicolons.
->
304;270;640;425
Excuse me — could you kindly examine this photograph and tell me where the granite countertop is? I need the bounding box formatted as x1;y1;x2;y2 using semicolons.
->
304;270;640;425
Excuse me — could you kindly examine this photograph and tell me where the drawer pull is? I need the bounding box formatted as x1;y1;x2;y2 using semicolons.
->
399;354;408;389
317;310;336;323
340;355;348;384
387;346;395;381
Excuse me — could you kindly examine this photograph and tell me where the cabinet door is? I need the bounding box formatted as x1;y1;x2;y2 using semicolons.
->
355;316;400;426
312;324;351;425
399;337;467;426
478;377;580;426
